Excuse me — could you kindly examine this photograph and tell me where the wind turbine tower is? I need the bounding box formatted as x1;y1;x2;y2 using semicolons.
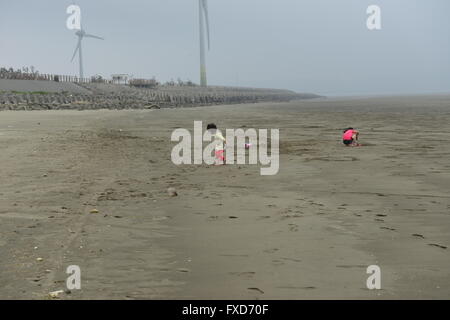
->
71;26;104;80
199;0;210;87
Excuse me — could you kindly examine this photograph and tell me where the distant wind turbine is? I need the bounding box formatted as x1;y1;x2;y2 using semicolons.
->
199;0;211;87
71;25;104;80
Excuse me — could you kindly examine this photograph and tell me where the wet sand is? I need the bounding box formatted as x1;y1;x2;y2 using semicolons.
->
1;95;449;299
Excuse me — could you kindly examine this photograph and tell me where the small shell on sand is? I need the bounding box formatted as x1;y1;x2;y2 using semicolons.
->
167;187;178;197
49;290;64;299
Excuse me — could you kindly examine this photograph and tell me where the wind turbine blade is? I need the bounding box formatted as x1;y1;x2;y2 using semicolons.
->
84;33;104;40
71;37;81;62
201;0;210;50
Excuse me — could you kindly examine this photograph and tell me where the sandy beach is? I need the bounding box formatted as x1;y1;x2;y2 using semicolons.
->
1;95;449;299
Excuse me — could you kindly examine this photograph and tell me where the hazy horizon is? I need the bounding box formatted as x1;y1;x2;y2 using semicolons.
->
1;0;449;96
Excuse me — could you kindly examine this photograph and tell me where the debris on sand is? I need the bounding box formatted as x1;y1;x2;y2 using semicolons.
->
49;290;64;299
90;209;99;214
167;187;178;197
248;287;265;294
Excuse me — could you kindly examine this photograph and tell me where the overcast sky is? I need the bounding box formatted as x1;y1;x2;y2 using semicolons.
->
0;0;449;96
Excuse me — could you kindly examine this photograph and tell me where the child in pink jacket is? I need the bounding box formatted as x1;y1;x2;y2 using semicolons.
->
342;127;360;146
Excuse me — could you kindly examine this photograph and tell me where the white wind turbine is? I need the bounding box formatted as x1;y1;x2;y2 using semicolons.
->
71;24;104;80
199;0;211;87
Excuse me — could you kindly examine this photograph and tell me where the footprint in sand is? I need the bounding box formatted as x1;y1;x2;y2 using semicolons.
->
272;259;285;266
263;248;279;254
428;243;447;250
247;287;264;294
229;271;255;279
280;257;302;263
412;234;425;239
